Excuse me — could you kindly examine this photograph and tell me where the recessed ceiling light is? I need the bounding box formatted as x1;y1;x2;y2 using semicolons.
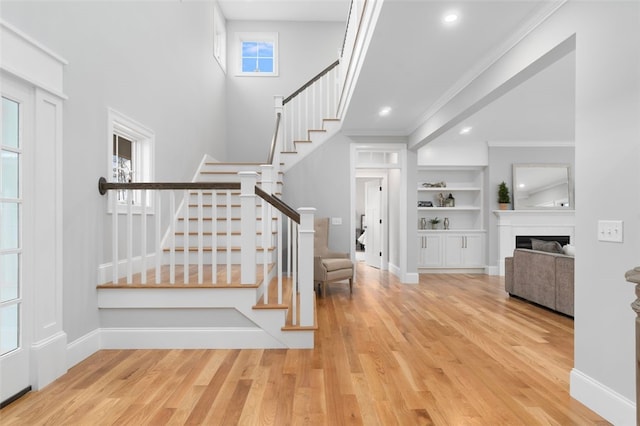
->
459;126;472;135
379;106;392;117
443;12;459;24
519;183;526;188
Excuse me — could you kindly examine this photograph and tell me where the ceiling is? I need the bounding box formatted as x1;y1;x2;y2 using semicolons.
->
217;0;575;145
217;0;351;22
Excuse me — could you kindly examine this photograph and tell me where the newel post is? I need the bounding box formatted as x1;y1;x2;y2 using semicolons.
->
625;267;640;424
298;207;316;327
239;172;258;284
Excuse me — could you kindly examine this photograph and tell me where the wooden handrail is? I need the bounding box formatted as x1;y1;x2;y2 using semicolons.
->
336;0;368;117
268;112;281;165
98;177;240;195
98;177;300;223
283;59;340;105
255;186;300;224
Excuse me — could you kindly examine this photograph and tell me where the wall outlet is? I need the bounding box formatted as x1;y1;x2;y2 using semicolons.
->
331;217;342;225
598;220;623;242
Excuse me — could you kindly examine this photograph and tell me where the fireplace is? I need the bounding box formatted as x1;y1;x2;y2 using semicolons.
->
493;210;575;276
515;235;570;250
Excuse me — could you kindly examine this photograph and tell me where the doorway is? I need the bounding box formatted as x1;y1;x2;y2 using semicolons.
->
1;80;33;406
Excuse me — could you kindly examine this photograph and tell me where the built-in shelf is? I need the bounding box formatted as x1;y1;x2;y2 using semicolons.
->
416;166;486;272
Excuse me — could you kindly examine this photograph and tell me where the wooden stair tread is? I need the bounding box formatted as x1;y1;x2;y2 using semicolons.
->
97;264;272;287
163;246;275;252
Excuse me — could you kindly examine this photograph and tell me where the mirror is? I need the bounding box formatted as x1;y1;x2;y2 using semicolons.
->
512;163;573;210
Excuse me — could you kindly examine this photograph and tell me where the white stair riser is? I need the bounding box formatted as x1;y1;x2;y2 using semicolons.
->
173;233;276;247
175;219;277;234
161;250;276;264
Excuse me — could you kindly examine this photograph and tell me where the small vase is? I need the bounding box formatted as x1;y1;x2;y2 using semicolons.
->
443;218;449;230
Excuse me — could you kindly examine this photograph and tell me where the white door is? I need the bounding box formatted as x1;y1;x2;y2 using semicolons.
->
1;82;32;404
364;180;382;268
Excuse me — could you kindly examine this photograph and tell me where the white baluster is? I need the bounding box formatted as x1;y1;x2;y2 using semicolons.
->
212;191;217;284
292;221;297;325
198;190;203;284
155;191;161;284
127;189;133;284
226;190;232;284
183;190;189;284
141;190;147;285
112;190;118;285
277;211;283;305
170;191;175;284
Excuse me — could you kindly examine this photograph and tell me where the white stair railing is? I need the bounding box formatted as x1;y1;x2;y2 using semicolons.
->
99;175;315;328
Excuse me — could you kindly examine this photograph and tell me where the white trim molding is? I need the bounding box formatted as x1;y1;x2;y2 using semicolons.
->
570;368;635;426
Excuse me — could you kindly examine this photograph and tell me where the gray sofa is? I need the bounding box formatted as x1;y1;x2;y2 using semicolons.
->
505;248;574;316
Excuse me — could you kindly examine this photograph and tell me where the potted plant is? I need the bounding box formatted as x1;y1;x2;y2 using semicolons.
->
429;217;441;229
498;181;511;210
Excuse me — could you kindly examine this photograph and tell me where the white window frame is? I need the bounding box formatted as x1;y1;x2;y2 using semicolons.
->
235;32;279;77
213;2;227;73
107;108;154;214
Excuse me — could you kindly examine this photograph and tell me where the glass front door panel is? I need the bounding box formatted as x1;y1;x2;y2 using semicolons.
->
1;96;22;357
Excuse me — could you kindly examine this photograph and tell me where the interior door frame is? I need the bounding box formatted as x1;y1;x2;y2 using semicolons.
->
350;142;408;280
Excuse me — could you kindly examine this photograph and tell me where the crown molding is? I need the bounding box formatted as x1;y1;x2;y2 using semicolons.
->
487;141;574;148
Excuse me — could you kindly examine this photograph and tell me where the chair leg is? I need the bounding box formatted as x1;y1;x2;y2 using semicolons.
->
349;277;353;294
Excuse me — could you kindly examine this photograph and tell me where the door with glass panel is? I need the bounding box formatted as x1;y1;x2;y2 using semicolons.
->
1;83;31;405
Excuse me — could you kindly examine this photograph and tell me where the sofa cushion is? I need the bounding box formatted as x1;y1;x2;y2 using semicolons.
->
562;244;575;257
531;239;563;254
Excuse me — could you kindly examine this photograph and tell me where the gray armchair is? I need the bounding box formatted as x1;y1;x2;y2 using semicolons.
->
314;218;354;297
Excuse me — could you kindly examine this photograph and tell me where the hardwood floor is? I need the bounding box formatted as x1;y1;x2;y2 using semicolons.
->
1;263;609;425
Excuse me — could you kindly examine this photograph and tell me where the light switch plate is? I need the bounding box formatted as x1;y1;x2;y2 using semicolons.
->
598;220;623;242
331;217;342;225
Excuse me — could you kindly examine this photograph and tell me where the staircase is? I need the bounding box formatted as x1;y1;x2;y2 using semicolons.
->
96;0;382;350
97;158;316;349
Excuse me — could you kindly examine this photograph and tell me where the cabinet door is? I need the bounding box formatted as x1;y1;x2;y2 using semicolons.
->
417;235;442;267
462;234;484;266
444;235;465;267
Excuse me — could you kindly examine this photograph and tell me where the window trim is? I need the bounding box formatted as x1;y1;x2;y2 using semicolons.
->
235;32;279;77
106;108;155;214
213;2;227;73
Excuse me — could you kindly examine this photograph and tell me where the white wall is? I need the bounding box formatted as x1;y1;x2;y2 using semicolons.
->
225;20;344;162
282;133;352;253
1;1;228;343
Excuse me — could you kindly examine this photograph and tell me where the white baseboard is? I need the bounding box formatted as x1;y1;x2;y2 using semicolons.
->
403;272;419;284
570;368;636;425
388;262;400;277
97;254;156;285
487;265;500;276
100;327;287;349
67;329;101;369
31;331;67;390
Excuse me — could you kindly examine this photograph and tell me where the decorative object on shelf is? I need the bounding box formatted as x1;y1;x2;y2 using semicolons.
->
498;181;511;210
445;193;455;207
422;181;446;188
444;217;450;230
419;218;427;229
418;201;433;207
429;217;441;229
437;193;445;207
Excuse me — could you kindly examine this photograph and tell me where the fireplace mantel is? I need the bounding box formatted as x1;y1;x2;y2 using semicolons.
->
493;210;575;275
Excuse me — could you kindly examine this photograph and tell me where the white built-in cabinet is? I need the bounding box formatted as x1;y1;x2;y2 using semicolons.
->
416;166;486;272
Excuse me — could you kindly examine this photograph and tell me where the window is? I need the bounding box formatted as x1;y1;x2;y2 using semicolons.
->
236;32;278;76
107;108;154;213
